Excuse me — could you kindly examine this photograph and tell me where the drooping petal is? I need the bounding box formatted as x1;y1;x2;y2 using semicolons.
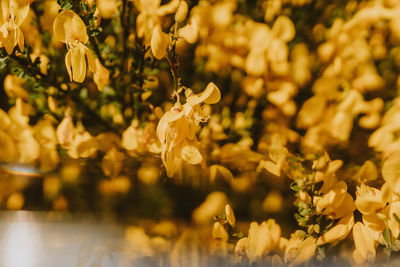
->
151;24;169;60
70;44;87;82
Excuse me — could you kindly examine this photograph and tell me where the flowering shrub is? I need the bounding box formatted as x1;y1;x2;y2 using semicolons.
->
4;0;400;265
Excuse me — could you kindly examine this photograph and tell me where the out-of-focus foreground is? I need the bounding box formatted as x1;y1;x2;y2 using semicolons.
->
3;0;400;266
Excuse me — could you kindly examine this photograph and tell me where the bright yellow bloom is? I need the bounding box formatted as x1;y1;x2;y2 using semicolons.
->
54;10;89;82
355;183;390;216
53;10;109;88
0;0;29;54
234;219;281;263
134;0;180;44
156;82;220;177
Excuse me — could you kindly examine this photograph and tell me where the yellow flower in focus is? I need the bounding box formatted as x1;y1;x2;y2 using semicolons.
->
313;181;355;220
53;10;88;82
156;83;220;177
54;10;109;87
0;0;29;54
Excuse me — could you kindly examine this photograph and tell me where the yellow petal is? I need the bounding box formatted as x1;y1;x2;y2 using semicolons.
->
382;154;400;194
157;0;180;16
53;10;88;43
70;44;87;82
156;108;183;143
175;1;188;23
181;145;202;165
225;204;236;227
186;82;221;106
272;15;295;42
212;222;228;241
10;0;30;26
179;21;198;44
209;164;233;183
65;50;73;81
151;24;169;60
259;160;281;176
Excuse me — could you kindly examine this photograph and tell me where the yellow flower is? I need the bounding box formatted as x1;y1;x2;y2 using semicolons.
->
156;83;220;177
355;184;389;216
54;10;109;88
135;0;180;45
0;0;29;54
53;10;89;82
234;219;281;263
313;181;355;220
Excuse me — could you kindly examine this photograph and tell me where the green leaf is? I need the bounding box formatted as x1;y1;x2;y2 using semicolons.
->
383;228;393;248
290;181;300;192
61;1;72;10
393;213;400;224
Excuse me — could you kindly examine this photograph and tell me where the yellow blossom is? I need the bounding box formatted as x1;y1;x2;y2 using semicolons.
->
53;10;109;87
156;83;220;177
0;0;29;54
355;184;389;216
134;0;180;45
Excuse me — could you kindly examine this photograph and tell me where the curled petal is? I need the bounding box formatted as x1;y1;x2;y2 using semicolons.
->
187;82;221;106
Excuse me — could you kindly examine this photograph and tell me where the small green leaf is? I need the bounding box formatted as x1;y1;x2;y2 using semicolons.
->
393;213;400;224
290;181;299;192
383;228;393;248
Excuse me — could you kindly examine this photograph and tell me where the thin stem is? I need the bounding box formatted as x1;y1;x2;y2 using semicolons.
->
167;22;180;93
